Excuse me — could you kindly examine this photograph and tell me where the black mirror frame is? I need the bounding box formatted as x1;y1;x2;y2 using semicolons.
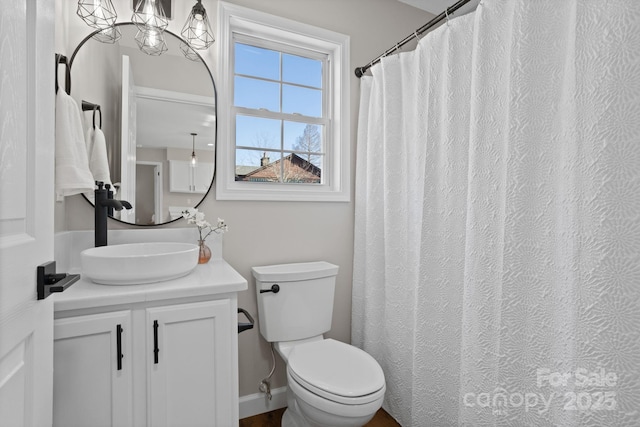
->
69;22;217;227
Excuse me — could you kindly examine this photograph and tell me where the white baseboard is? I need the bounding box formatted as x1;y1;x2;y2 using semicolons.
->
239;386;288;419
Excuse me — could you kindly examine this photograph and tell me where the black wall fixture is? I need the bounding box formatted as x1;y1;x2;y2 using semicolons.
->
37;261;80;300
133;0;172;19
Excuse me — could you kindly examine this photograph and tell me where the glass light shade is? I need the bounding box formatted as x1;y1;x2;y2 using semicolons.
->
179;42;201;62
91;26;121;44
132;0;169;33
181;0;215;50
77;0;117;29
190;133;198;167
134;29;168;56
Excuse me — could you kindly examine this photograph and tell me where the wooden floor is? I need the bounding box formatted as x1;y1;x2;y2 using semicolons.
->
239;407;400;427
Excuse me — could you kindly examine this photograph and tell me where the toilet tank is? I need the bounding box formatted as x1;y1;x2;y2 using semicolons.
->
252;262;339;342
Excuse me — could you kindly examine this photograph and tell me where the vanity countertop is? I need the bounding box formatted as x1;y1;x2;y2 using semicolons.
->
54;259;247;312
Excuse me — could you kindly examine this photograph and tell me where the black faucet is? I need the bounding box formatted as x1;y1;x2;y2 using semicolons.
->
95;181;132;247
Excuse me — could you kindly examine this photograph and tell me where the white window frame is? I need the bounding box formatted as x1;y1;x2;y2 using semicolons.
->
216;1;350;202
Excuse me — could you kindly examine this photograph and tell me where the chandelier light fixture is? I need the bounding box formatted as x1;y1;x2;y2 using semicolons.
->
132;0;169;33
77;0;117;29
181;0;215;50
190;133;198;167
76;0;216;56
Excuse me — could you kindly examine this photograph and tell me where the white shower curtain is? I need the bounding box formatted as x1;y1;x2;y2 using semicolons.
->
353;1;640;426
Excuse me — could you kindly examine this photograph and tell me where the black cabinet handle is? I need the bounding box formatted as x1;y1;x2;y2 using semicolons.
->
153;320;159;364
260;284;280;294
116;324;123;371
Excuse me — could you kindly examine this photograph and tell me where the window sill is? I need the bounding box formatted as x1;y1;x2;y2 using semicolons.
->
216;181;349;202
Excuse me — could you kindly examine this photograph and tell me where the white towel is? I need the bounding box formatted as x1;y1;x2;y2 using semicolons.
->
86;127;115;196
55;91;95;198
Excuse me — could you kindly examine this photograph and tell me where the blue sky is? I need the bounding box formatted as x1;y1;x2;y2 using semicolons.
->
233;43;324;168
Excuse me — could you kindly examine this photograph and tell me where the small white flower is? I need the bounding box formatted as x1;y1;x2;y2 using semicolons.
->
182;209;228;241
196;220;211;228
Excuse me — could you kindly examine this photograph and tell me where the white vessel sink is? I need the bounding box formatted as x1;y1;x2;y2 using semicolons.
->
81;242;199;285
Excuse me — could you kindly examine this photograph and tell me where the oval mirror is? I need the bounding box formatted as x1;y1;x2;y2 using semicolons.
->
70;23;216;226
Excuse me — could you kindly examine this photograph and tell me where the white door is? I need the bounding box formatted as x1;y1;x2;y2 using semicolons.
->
120;55;136;223
0;1;55;426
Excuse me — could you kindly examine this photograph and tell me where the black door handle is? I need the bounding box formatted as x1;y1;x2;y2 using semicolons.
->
37;261;80;300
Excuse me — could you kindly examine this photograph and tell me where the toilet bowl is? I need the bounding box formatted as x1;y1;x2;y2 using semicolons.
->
252;262;386;427
280;338;385;427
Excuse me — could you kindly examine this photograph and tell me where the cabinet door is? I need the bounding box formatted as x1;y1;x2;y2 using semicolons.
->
169;160;213;193
193;162;214;193
168;160;192;193
147;300;233;427
53;311;133;427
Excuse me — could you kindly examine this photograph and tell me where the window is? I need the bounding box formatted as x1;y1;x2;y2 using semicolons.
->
217;2;350;201
234;41;325;185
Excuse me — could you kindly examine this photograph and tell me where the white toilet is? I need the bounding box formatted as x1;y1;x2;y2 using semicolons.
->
252;262;386;427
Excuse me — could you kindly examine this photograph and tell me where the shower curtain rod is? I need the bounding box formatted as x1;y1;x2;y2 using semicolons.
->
354;0;472;78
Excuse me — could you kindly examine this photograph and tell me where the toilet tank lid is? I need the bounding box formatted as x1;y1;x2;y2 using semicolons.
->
252;261;339;282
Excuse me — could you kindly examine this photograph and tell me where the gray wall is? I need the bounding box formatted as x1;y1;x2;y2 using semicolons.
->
55;0;432;398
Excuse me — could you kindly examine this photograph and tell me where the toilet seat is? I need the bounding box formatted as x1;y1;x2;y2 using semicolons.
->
287;339;385;405
287;369;386;420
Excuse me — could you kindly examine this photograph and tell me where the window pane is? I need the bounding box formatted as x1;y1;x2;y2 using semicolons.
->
234;76;280;111
283;54;322;88
235;149;282;182
282;151;322;184
236;115;281;150
235;43;280;80
282;85;322;117
284;122;322;153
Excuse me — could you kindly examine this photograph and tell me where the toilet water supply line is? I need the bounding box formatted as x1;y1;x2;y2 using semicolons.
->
259;343;277;400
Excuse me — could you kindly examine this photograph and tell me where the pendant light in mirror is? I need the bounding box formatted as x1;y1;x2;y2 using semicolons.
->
77;0;117;29
132;0;169;33
135;28;168;56
190;133;198;167
182;0;215;50
179;42;201;62
92;25;122;43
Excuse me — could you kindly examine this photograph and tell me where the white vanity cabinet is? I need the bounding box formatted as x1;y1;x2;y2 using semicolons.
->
53;259;247;427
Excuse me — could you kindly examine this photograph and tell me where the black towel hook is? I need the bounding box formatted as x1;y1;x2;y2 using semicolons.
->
82;100;102;130
93;105;102;130
55;54;71;95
